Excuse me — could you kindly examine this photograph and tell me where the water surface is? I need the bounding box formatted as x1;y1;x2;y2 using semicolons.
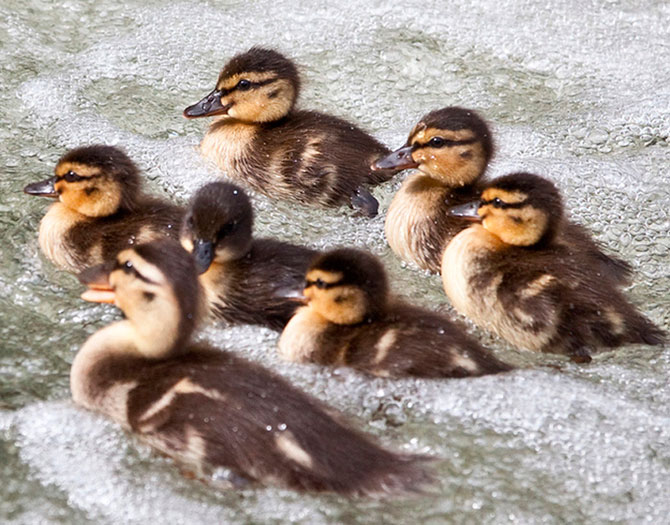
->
1;0;669;523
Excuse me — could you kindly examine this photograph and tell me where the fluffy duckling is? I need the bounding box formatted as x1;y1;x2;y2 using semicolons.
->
183;47;397;217
23;145;183;273
180;181;318;330
76;239;431;495
373;107;632;284
278;248;512;378
441;172;665;362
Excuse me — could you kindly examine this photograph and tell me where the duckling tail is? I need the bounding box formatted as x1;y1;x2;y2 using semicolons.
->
633;316;667;347
284;441;435;497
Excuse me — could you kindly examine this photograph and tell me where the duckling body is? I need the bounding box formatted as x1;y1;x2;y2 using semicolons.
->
24;145;183;273
374;107;491;272
185;47;396;217
76;240;430;495
181;182;317;330
384;176;484;272
441;173;665;361
375;108;632;283
279;248;512;378
198;239;317;330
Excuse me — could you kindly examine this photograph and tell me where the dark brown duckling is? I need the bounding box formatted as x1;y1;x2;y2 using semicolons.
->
441;172;665;362
180;181;318;330
372;107;632;285
23;145;183;273
278;247;512;378
183;47;398;217
75;239;431;495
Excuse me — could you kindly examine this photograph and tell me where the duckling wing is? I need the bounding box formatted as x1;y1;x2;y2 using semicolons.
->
493;251;664;356
124;348;431;495
257;112;392;205
68;200;184;267
560;222;632;286
342;307;513;378
210;239;317;330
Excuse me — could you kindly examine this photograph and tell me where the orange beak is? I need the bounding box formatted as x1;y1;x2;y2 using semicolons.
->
78;263;116;304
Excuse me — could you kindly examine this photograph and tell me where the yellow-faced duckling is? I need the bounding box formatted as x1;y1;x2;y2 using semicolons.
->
373;107;632;284
180;181;318;330
441;172;665;362
76;239;431;495
23;145;183;273
183;47;397;217
278;248;512;378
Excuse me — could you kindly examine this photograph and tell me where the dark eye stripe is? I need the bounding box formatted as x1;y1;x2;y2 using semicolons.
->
482;198;526;209
56;171;102;183
414;137;478;150
305;278;340;290
116;260;158;284
218;77;279;96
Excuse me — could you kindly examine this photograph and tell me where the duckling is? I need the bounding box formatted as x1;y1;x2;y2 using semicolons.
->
23;145;183;273
183;47;397;217
278;248;512;378
76;239;431;495
373;107;632;284
180;181;318;330
441;172;665;362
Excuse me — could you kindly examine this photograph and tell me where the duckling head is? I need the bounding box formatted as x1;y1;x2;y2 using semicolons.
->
23;145;141;217
303;248;388;325
180;182;253;274
79;239;200;356
184;47;300;123
450;172;563;246
372;107;493;186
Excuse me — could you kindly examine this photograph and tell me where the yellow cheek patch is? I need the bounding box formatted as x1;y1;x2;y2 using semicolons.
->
481;188;528;204
225;79;294;122
217;71;277;91
312;285;366;325
482;205;548;246
58;178;122;217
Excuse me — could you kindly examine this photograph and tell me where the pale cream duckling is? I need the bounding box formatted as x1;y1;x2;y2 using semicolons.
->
441;172;665;362
373;108;632;285
23;145;183;273
184;47;398;217
278;247;513;377
76;239;431;494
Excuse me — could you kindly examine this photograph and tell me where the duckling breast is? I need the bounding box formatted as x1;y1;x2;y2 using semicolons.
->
278;307;330;363
200;121;258;177
38;202;89;271
385;175;451;272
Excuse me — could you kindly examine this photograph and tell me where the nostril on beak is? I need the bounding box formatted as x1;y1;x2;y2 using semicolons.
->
194;239;215;274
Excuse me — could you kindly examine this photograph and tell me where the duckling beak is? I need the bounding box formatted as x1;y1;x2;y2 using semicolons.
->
78;262;116;304
193;239;214;274
23;177;59;198
183;89;232;119
448;200;483;222
371;145;419;171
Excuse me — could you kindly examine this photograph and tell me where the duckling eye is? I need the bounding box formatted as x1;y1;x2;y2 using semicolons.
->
64;170;82;183
217;221;238;240
123;260;134;273
315;278;326;289
237;79;251;91
493;198;503;207
428;137;446;148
